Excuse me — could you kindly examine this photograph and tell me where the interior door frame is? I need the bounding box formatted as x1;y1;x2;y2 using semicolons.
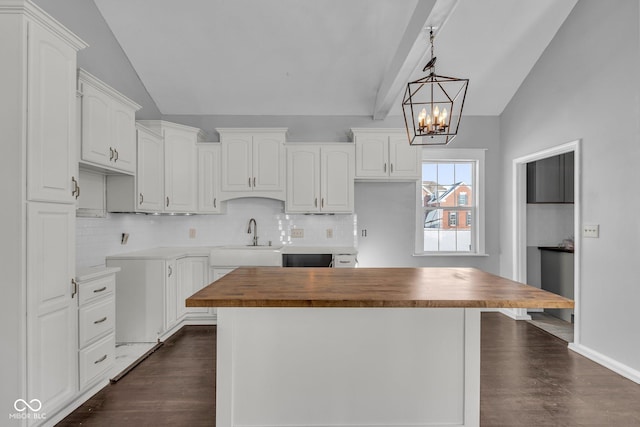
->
511;139;581;344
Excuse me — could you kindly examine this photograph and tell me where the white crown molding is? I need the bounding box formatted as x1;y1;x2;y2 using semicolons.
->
78;68;142;111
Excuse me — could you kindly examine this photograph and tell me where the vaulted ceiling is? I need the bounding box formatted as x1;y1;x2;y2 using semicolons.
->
94;0;577;117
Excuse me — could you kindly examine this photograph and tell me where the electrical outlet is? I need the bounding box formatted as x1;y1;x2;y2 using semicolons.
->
291;228;304;238
583;224;599;238
189;228;196;239
326;228;333;238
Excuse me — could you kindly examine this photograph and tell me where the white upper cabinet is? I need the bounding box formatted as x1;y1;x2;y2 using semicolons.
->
286;144;354;213
163;126;199;212
78;69;141;174
136;125;164;212
198;144;223;213
27;18;80;204
107;121;207;214
218;128;287;200
352;129;421;180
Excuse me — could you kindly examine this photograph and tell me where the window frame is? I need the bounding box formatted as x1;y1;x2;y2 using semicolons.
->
415;148;486;256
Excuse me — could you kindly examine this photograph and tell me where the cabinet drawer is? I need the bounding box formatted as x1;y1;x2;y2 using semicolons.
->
79;333;115;390
79;274;115;305
333;254;357;268
79;296;115;347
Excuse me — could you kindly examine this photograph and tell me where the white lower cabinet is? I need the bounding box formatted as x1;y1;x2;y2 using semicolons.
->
177;256;210;319
76;267;118;391
107;254;215;344
27;202;77;416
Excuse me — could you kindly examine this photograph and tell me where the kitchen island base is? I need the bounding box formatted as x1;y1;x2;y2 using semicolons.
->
216;307;480;427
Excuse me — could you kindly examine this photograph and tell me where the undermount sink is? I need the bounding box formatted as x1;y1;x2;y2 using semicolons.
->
210;245;283;267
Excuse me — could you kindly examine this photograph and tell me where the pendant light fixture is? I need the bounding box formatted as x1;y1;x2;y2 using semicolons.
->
402;28;469;145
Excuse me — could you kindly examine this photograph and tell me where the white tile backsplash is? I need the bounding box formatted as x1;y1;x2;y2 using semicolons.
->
76;198;357;269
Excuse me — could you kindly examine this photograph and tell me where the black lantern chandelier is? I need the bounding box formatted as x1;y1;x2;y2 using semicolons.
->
402;28;469;146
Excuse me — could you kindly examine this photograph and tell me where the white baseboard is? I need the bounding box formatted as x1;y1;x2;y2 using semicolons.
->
499;308;532;320
569;343;640;385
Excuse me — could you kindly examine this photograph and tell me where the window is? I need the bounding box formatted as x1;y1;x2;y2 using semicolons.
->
416;149;485;255
449;212;457;226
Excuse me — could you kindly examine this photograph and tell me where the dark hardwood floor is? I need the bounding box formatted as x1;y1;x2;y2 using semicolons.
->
58;313;640;426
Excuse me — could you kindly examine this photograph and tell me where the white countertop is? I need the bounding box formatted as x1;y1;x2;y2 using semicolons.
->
76;266;121;281
105;245;357;260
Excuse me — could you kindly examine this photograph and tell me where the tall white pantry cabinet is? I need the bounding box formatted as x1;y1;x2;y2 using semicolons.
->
0;0;87;424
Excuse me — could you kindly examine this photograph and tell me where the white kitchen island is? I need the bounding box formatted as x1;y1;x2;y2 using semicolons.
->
187;267;574;427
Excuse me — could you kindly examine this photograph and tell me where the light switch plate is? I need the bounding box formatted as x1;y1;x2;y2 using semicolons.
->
326;228;333;238
189;228;196;239
583;224;599;238
291;228;304;238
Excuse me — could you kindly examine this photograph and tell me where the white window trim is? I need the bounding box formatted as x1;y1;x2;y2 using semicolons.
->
414;148;487;256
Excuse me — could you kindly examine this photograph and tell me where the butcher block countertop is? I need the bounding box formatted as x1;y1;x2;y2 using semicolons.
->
186;267;574;309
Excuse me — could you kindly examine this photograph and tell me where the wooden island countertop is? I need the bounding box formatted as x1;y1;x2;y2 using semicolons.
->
186;267;574;309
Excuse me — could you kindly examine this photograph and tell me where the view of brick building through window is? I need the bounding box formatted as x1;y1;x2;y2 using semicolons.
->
422;162;474;252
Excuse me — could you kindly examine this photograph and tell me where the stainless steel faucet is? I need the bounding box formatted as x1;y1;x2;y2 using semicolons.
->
247;218;258;246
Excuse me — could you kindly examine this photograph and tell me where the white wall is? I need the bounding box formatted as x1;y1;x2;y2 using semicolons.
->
500;0;640;375
77;198;357;269
354;116;501;274
33;0;161;119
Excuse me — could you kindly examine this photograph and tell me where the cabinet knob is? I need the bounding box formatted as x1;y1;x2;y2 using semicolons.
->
114;149;119;162
315;198;318;208
248;177;252;187
321;198;324;208
109;147;114;161
213;197;217;208
139;193;144;205
94;355;107;364
253;177;256;187
384;163;387;173
166;196;170;207
390;163;394;173
93;316;107;324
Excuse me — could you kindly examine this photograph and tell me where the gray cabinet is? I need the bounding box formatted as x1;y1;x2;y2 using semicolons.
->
527;152;574;203
539;247;574;322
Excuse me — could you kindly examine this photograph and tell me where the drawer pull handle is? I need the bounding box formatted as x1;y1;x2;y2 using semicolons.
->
93;287;107;293
339;260;350;264
94;317;107;324
94;355;107;364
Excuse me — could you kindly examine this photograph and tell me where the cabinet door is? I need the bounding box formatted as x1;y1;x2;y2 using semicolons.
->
198;145;221;213
165;260;177;330
111;103;137;174
221;134;252;192
321;145;354;213
176;258;191;320
27;22;77;203
286;146;320;213
27;202;77;412
253;134;284;191
164;129;197;212
389;134;420;179
137;127;164;212
79;82;112;168
533;155;563;203
563;152;574;203
188;257;209;314
355;133;389;178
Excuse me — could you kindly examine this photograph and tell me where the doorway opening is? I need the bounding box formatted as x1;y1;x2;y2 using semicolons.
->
512;140;581;344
